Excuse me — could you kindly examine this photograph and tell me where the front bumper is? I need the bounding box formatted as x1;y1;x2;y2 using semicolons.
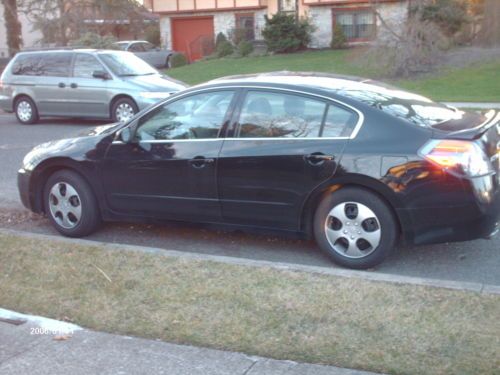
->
18;168;34;211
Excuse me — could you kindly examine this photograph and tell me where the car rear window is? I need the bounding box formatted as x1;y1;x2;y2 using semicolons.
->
331;81;462;128
12;53;72;77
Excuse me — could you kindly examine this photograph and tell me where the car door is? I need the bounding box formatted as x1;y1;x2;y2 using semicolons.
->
140;42;163;67
30;52;73;116
101;89;237;221
217;89;360;230
128;42;152;66
66;53;111;118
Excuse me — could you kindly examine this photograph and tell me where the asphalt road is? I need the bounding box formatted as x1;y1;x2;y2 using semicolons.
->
0;113;498;285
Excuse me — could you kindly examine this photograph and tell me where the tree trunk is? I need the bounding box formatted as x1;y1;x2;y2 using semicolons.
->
2;0;23;56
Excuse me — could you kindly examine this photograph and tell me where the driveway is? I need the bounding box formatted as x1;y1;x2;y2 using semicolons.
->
0;112;499;286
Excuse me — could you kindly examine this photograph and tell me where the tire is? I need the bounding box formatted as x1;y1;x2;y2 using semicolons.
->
313;187;397;269
111;97;138;123
14;96;39;125
44;170;101;237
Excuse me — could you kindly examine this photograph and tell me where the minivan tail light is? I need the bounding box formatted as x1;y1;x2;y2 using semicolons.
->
419;139;493;178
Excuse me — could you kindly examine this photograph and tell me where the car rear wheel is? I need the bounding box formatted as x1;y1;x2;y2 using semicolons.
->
44;170;101;237
112;97;138;123
314;187;397;269
15;96;39;125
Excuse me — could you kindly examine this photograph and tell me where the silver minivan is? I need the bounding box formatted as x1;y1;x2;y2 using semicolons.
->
0;49;188;124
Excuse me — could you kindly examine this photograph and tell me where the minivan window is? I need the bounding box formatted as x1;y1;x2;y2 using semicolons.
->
12;53;72;77
100;52;157;76
238;91;327;138
73;54;105;78
137;91;235;141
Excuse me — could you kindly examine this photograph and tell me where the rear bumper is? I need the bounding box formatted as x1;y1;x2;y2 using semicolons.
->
400;174;499;245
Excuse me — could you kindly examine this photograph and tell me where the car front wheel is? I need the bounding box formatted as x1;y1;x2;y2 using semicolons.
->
314;187;398;269
112;97;138;123
44;170;101;237
15;96;39;124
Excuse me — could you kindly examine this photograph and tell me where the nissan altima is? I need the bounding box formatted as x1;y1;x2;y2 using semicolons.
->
18;72;499;269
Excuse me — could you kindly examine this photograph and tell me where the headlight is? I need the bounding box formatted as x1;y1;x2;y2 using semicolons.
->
139;92;171;100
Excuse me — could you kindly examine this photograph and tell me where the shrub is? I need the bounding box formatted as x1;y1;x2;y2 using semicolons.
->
216;40;234;58
330;24;347;49
215;32;228;49
237;40;254;57
412;0;469;37
70;32;117;49
262;12;314;53
170;53;188;68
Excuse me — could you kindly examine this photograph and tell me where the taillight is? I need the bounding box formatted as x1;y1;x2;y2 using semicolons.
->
419;139;493;178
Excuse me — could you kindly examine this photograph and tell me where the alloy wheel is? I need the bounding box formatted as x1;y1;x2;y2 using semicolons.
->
324;201;381;259
48;182;82;229
17;101;33;122
115;103;135;122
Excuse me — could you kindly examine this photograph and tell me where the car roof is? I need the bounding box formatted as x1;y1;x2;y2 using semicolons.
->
16;49;129;55
200;71;434;106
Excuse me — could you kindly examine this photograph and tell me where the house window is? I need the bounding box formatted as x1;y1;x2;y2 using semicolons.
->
333;8;376;41
235;13;255;42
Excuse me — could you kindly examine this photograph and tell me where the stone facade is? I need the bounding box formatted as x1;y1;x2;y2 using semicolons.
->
309;1;409;48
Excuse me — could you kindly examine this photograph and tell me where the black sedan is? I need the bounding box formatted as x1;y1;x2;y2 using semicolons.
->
18;72;499;269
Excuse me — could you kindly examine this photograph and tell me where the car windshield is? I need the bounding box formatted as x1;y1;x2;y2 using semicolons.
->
99;52;157;77
114;43;128;51
330;80;480;128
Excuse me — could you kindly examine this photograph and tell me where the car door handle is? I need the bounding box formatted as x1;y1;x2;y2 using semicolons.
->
188;157;215;168
305;153;334;165
58;82;66;88
70;83;78;89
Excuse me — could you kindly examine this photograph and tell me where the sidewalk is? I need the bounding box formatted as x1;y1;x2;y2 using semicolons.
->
0;309;380;375
444;102;500;109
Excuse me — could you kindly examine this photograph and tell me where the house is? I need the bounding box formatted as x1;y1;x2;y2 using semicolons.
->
149;0;410;61
0;3;42;58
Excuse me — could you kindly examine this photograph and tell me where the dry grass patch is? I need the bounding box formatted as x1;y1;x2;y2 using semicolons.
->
0;233;499;375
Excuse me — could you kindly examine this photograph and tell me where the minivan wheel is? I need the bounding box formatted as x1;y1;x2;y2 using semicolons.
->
15;97;39;124
313;187;397;269
44;170;101;237
112;97;138;123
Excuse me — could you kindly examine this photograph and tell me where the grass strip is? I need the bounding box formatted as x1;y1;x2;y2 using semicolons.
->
0;233;499;375
165;50;500;102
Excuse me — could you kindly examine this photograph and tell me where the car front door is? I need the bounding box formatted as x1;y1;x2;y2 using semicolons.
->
217;89;360;230
101;89;237;221
66;53;110;118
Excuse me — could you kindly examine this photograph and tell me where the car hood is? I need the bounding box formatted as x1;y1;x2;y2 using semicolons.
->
121;74;188;92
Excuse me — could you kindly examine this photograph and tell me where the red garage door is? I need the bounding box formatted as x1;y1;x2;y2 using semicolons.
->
172;17;214;62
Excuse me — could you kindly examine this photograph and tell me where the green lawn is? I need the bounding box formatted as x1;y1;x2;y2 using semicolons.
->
166;49;500;102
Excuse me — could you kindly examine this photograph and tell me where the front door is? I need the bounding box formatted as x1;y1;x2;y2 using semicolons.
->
67;53;110;118
218;89;359;230
101;89;237;221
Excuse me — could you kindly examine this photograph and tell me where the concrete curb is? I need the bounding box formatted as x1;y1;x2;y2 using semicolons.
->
1;227;499;295
444;102;500;109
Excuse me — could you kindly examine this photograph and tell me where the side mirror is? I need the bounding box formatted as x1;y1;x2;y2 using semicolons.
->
93;70;110;80
119;127;133;143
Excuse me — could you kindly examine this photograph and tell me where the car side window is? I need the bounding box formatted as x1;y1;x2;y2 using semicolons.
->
12;53;71;77
73;54;105;78
321;104;359;138
136;91;235;141
129;43;145;52
237;91;327;138
141;42;155;51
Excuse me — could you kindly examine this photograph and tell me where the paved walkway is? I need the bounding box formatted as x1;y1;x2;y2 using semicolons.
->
0;309;380;375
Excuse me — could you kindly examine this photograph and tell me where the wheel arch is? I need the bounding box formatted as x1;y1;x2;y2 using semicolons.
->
300;174;408;240
30;158;102;214
109;94;137;119
12;93;36;112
